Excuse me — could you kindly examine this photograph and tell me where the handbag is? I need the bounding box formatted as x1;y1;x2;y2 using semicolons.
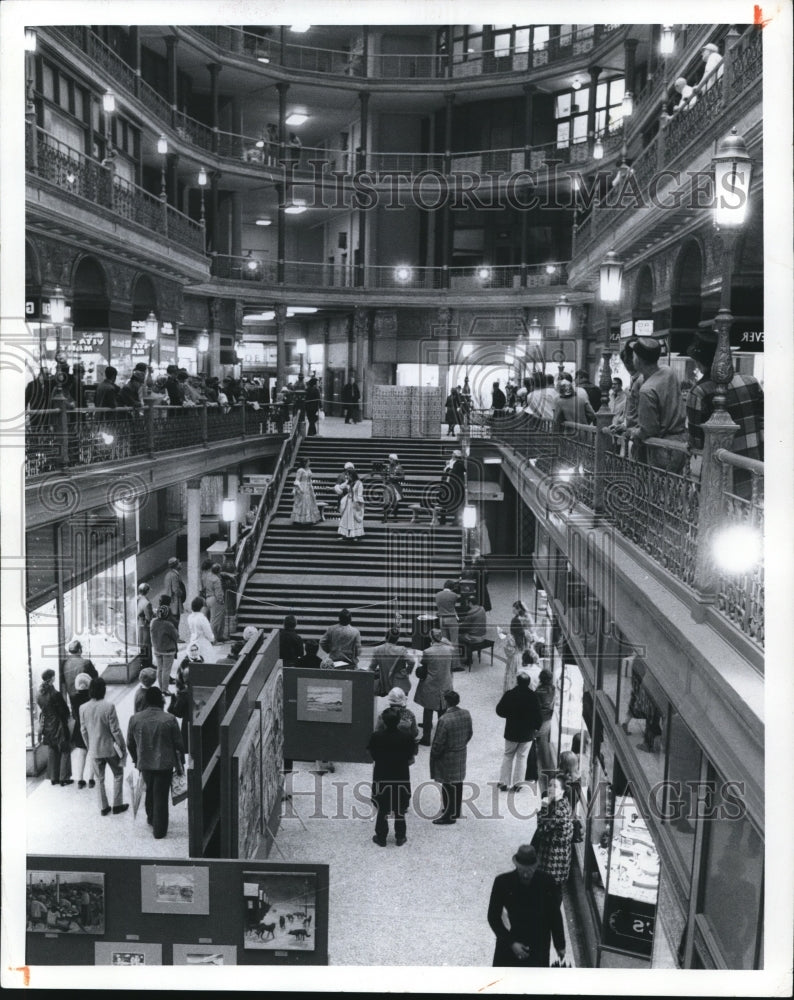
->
415;662;428;680
171;769;188;805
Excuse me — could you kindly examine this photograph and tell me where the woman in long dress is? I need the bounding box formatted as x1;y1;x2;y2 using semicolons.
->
291;457;321;526
335;467;365;541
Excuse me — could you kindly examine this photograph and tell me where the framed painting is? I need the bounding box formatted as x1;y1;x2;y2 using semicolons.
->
172;943;237;965
95;942;162;965
242;871;317;951
27;870;105;934
140;865;210;915
296;676;353;724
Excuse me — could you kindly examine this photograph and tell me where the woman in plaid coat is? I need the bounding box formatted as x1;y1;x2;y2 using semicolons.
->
533;774;574;886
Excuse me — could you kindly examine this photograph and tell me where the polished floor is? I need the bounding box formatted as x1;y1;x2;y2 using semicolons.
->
27;570;577;967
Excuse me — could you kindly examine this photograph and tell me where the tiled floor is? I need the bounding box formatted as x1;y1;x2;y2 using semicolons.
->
26;572;576;967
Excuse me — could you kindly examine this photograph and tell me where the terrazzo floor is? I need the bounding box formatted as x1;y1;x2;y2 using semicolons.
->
26;573;578;968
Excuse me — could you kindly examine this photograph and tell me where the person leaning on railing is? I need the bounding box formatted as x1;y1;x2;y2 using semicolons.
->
623;337;686;472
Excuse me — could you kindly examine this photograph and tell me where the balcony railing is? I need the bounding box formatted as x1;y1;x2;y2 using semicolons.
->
209;256;569;291
466;407;763;650
25;402;294;479
573;25;762;258
27;124;205;254
188;24;623;80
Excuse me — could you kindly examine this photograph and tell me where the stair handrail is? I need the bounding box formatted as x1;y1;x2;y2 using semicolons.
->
234;417;306;607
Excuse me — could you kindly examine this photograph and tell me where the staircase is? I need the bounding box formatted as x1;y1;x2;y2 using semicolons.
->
236;438;464;644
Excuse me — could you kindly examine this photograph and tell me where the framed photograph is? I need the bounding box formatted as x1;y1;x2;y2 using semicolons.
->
172;944;237;966
27;870;105;934
296;676;353;724
232;709;262;859
95;942;162;965
140;865;210;915
243;871;317;951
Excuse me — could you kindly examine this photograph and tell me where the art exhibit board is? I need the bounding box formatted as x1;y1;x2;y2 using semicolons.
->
282;667;375;763
26;856;329;966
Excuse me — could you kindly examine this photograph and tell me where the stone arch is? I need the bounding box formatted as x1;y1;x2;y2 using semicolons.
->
669;238;704;354
72;255;111;331
26;239;42;291
131;273;159;315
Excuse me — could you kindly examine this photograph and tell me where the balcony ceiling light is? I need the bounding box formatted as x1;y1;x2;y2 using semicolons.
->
285;201;307;214
477;266;491;281
289;306;318;314
285;112;309;126
102;91;116;114
257;56;271;64
394;266;412;282
255;218;272;226
157;134;168;156
593;137;604;159
290;24;311;33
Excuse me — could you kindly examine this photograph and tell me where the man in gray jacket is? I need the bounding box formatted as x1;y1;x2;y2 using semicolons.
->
80;677;128;816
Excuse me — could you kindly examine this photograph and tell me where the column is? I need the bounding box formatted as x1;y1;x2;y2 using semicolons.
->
437;307;451;397
586;64;602;155
166;152;179;207
209;170;220;255
165;35;179;126
356;91;369;286
446;24;454;78
208;63;221;154
521;84;537;287
231;190;243;260
129;26;141;98
277;82;289;282
354;308;368;414
441;93;455;288
277;82;289;165
275;303;287;384
227;472;240;547
361;26;369;78
186;478;202;604
623;39;638;97
346;313;355;379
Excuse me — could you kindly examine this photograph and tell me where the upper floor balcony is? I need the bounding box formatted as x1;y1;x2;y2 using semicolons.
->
569;24;762;276
467;409;764;659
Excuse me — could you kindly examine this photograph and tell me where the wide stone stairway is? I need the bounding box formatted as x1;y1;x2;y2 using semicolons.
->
236;437;465;643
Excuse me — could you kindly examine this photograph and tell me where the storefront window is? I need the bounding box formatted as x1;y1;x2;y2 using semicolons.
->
26;600;61;748
663;710;701;871
62;554;137;676
586;720;613;921
618;654;667;787
698;770;763;969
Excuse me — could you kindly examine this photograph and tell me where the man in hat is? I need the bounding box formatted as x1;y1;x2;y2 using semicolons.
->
118;364;148;409
165;364;184;408
625;336;686;470
698;42;723;90
366;706;416;847
429;689;473;824
164;557;185;620
94;365;119;410
487;844;566;966
574;369;601;413
319;607;362;667
684;328;763;497
342;374;361;424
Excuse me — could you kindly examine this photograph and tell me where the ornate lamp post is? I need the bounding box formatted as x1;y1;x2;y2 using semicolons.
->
144;310;158;372
660;25;676;118
528;315;542;375
157;135;168;201
296;337;307;378
593;250;624;514
49;286;66;400
692;126;752;608
554;295;572;379
197;329;210;375
198;167;208;250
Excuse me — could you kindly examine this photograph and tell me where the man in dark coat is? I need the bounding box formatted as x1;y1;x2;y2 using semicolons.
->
304;376;321;436
487;844;566;967
366;707;415;846
458;600;487;668
127;686;185;839
495;670;542;791
93;366;119;409
165;365;185;408
575;369;602;413
415;628;455;745
62;639;98;709
342;375;361;424
430;689;473;824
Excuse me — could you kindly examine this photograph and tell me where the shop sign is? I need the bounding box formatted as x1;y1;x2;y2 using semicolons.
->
731;329;764;352
602;895;656;958
634;319;654;337
161;321;175;336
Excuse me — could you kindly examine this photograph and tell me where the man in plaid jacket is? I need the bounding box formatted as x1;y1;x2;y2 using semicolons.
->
430;690;473;824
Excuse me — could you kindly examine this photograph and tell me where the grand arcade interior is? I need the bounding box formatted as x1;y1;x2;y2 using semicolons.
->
1;5;791;991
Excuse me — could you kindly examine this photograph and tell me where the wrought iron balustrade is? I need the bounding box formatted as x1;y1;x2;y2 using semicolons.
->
25;402;287;478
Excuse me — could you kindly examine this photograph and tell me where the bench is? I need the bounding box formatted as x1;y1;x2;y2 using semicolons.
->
462;638;495;670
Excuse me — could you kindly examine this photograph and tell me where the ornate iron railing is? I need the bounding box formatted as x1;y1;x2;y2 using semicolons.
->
713;450;764;645
25;402;290;478
27;125;205;253
483;415;762;648
209;256;569;291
